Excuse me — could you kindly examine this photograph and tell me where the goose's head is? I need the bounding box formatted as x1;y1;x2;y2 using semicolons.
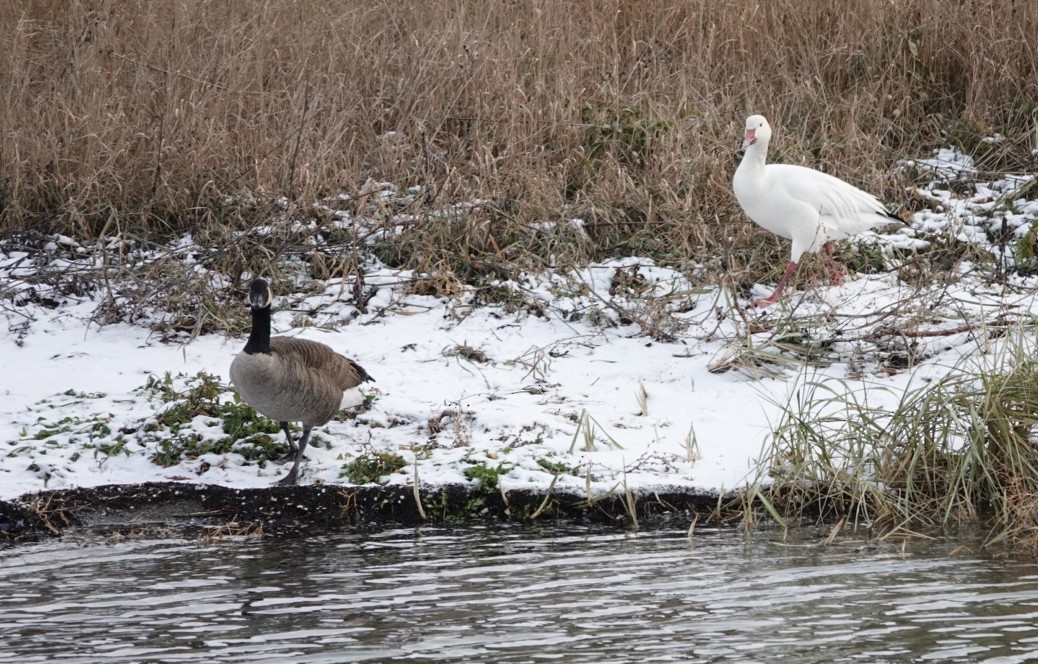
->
742;115;772;149
248;278;273;310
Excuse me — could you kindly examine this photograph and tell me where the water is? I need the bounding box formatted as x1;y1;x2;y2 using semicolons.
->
3;524;1038;662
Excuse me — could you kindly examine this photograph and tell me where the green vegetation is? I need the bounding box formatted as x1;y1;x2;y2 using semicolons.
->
146;372;288;466
23;415;118;455
462;459;515;514
341;449;408;484
463;461;512;494
536;457;574;476
1015;222;1038;275
572;104;674;193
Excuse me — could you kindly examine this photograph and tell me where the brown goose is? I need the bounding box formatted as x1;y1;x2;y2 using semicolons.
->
230;278;373;485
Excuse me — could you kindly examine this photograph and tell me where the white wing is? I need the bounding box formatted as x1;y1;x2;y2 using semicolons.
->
768;164;899;239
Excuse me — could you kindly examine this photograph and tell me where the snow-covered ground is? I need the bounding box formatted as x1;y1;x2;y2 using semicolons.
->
2;149;1037;502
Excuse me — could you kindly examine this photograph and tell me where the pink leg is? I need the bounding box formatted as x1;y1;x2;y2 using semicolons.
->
823;242;844;285
755;261;798;307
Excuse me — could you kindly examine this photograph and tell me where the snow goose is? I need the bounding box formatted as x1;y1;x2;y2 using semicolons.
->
230;278;374;485
732;115;902;305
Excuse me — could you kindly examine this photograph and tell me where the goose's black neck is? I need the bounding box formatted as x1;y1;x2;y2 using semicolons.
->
242;305;272;354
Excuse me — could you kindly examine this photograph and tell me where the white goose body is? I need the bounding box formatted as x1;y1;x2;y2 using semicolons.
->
732;115;901;304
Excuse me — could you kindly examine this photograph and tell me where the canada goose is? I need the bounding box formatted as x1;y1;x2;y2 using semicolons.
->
230;278;374;485
733;114;902;305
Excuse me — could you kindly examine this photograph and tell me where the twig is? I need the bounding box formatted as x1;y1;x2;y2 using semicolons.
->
107;50;231;91
868;318;1028;339
572;269;679;342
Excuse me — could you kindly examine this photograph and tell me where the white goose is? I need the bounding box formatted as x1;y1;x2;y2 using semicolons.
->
732;115;902;305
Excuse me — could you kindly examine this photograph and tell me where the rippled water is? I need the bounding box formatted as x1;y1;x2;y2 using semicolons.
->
3;524;1038;662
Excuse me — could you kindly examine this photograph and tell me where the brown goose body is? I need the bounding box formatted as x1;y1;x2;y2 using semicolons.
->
229;278;373;485
230;337;370;427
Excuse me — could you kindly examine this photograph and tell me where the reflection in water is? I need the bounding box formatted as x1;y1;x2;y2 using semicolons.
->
3;525;1038;662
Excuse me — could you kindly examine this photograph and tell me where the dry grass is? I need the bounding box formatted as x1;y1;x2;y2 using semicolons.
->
2;0;1037;287
752;329;1038;550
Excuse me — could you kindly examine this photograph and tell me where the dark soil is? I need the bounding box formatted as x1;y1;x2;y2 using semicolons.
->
0;481;737;545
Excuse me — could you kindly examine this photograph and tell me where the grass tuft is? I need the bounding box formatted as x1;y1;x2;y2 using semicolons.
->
341;448;407;485
752;328;1038;547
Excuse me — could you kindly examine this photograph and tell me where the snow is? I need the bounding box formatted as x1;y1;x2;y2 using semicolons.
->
2;148;1037;503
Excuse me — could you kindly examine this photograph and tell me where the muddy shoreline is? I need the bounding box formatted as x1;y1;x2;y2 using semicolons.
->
0;482;736;544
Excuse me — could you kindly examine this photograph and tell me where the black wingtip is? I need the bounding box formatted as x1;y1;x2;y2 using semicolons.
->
880;209;906;224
